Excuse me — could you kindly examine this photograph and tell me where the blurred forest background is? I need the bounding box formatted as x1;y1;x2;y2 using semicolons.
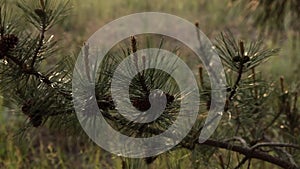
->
0;0;299;169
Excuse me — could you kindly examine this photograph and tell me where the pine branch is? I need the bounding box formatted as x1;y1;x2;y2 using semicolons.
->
189;139;299;169
218;154;226;169
1;36;72;102
229;40;245;101
1;1;298;168
132;118;299;169
251;142;300;150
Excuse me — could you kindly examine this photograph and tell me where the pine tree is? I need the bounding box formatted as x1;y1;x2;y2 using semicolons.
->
0;0;299;169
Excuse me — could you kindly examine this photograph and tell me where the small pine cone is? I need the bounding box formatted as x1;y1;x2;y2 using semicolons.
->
0;34;18;59
131;93;174;112
0;34;19;52
30;115;43;127
2;34;19;49
242;55;250;63
132;97;151;112
98;100;115;111
21;99;34;116
166;93;175;104
34;9;47;19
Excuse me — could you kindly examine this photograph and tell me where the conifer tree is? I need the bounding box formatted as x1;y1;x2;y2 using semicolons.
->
0;0;299;169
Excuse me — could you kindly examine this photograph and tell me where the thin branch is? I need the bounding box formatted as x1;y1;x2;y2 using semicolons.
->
121;158;126;169
263;136;299;167
247;158;251;169
251;142;300;150
279;148;298;167
252;68;258;99
6;54;51;85
83;43;91;83
218;154;226;169
229;40;245;101
203;140;298;169
223;136;248;148
6;53;71;99
263;109;282;132
131;113;299;169
31;9;47;68
293;92;298;112
181;139;299;169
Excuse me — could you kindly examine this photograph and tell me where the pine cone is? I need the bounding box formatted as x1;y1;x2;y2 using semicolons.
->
131;97;151;112
131;93;174;112
0;34;19;59
30;115;43;127
1;34;19;49
34;9;47;19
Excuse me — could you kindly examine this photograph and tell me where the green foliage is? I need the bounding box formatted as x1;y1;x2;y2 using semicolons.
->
0;0;74;131
0;0;299;169
17;0;70;30
215;32;279;72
